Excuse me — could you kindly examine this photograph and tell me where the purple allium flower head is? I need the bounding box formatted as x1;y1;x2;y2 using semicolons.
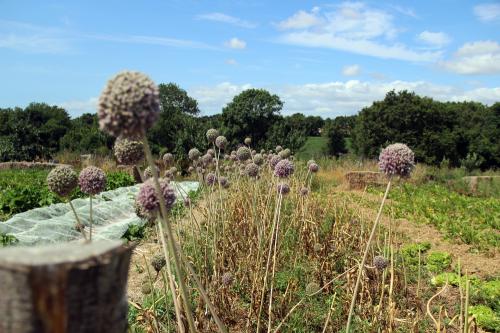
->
236;146;251;161
219;176;229;188
47;165;78;197
202;153;213;165
134;199;155;223
79;166;106;195
378;143;415;178
275;145;283;153
253;153;264;166
206;128;219;143
269;155;282;169
98;71;160;138
207;149;215;157
206;172;217;186
215;135;228;150
221;272;234;286
277;183;290;195
136;178;176;213
299;187;309;196
279;148;291;159
308;162;319;173
164;169;174;179
373;256;388;271
307;159;316;167
162;153;174;166
245;163;259;178
244;137;252;145
188;148;201;161
188;166;194;173
274;159;294;178
143;165;159;180
114;138;144;165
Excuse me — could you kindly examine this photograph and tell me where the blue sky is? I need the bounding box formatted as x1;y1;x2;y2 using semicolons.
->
0;0;499;118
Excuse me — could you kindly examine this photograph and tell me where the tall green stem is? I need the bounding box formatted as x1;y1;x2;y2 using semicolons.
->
141;133;197;333
68;200;87;241
89;195;93;241
345;179;392;332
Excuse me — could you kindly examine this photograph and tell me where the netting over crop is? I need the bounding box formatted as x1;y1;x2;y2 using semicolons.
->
0;181;199;246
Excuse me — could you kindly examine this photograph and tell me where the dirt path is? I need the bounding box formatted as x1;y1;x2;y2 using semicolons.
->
343;189;500;278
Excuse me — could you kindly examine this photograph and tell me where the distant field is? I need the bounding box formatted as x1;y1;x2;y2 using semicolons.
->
295;136;329;160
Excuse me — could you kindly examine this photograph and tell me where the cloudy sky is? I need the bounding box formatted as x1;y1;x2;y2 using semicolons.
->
0;0;499;118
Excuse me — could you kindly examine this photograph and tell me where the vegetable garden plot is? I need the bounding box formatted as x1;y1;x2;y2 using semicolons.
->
0;181;199;246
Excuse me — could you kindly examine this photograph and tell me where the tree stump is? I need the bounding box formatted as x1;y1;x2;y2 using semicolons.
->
0;241;133;333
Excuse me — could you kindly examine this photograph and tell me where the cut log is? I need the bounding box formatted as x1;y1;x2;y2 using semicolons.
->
0;241;133;333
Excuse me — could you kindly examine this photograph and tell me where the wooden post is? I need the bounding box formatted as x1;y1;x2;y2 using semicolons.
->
0;241;133;333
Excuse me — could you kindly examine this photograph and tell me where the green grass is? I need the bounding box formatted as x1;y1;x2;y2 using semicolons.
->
295;136;329;160
388;183;500;250
0;168;134;221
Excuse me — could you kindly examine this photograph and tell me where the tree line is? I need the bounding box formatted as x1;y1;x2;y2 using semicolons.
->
0;83;323;163
323;90;499;170
0;86;498;169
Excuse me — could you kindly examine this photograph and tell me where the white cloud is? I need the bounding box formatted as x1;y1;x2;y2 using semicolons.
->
58;97;98;117
280;32;441;61
225;37;246;49
188;80;500;117
275;3;441;62
189;82;252;114
225;58;238;65
88;34;216;50
440;40;500;75
474;3;500;22
196;13;257;28
417;31;451;47
276;9;323;30
0;20;71;53
342;64;361;76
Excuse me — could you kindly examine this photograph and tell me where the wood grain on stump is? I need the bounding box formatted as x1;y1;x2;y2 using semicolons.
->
0;241;133;333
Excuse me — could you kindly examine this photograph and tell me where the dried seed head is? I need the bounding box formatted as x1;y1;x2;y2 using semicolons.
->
253;153;264;166
300;187;309;196
47;165;78;197
373;255;388;271
308;162;319;173
277;183;290;195
98;71;160;138
206;172;217;186
143;165;159;180
222;272;234;286
114;138;144;165
245;163;259;178
188;148;201;161
236;146;251;162
162;153;174;166
215;135;228;149
206;128;219;143
151;254;166;273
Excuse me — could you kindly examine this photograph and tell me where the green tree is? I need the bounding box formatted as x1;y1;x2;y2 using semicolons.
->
221;89;283;148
